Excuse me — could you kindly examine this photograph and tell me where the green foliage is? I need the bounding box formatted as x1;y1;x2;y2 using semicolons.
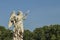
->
23;30;33;40
24;24;60;40
0;26;13;40
0;24;60;40
51;35;56;40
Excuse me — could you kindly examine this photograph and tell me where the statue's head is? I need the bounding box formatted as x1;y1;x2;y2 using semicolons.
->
17;11;23;16
17;11;28;20
17;11;23;20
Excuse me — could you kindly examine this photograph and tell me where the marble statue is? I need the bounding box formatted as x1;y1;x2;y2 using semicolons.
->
8;11;27;40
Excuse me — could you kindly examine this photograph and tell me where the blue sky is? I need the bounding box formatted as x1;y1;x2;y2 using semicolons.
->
0;0;60;31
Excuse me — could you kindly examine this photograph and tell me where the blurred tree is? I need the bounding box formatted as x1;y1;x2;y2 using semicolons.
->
0;26;13;40
23;30;33;40
51;35;56;40
0;24;60;40
33;28;41;40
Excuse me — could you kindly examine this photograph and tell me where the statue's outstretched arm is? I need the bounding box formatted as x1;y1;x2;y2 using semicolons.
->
23;13;28;20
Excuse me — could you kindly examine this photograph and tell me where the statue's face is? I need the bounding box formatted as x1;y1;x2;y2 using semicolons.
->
17;13;20;15
17;11;23;20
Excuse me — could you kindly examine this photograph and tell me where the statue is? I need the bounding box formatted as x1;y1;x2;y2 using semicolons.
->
8;11;27;40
